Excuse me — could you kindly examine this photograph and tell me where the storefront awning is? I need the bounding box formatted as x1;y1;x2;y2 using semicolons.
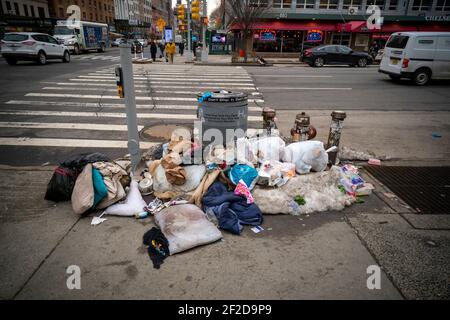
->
231;21;337;31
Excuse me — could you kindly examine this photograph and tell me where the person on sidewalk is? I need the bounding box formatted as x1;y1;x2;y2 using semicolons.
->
179;42;185;56
150;40;157;62
158;41;165;59
165;41;176;64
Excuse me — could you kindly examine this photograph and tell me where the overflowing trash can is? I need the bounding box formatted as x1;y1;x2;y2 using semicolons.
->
197;91;248;149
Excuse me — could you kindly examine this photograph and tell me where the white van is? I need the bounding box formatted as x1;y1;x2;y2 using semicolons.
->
379;32;450;85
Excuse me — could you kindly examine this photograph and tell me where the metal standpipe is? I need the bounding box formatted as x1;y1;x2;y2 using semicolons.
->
326;111;347;165
119;43;140;175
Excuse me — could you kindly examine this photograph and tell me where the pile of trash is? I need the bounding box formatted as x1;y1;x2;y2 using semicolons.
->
44;133;375;269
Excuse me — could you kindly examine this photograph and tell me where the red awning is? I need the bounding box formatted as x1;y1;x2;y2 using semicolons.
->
231;21;337;31
380;23;418;32
416;24;450;32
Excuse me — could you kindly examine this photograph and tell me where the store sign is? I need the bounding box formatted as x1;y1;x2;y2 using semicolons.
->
425;16;450;22
260;31;276;41
307;30;323;42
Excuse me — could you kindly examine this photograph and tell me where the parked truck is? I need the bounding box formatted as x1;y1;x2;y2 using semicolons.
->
53;20;109;55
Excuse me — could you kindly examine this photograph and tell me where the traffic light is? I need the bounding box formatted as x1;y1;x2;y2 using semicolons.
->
191;0;200;21
201;16;209;26
177;4;185;21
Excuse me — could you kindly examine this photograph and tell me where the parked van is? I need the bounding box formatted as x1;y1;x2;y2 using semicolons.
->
379;32;450;85
53;20;109;55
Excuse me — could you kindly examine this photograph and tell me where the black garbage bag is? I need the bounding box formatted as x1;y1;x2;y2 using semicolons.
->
44;152;111;202
44;166;78;202
61;152;110;171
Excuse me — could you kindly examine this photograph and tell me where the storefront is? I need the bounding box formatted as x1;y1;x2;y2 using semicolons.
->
0;15;54;38
232;15;450;56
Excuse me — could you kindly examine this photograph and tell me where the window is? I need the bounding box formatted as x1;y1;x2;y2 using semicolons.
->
13;2;20;15
37;6;45;18
343;0;362;9
366;0;385;10
297;0;315;8
23;4;28;16
273;0;292;8
31;34;47;42
412;0;432;10
436;0;450;10
6;1;11;11
30;5;35;17
58;7;64;17
4;34;29;41
320;0;339;9
332;33;352;46
386;35;409;48
338;45;353;53
47;36;59;44
389;0;398;10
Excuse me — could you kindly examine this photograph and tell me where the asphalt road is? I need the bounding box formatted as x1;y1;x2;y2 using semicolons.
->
247;64;450;111
0;48;449;166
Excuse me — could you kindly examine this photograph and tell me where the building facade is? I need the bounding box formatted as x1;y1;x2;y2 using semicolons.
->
0;0;52;35
151;0;172;36
47;0;115;24
113;0;152;37
232;0;450;55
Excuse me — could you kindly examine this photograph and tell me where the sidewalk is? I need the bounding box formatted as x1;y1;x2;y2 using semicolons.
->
1;111;449;300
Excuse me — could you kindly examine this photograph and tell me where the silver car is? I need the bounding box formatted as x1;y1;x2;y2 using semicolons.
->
1;32;71;65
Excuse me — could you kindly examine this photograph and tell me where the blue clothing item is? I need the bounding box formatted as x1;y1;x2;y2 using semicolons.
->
202;181;263;235
229;164;258;190
91;168;108;208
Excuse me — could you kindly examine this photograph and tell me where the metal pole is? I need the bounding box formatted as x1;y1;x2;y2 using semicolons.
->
326;111;347;166
201;0;208;62
186;0;193;62
119;43;140;175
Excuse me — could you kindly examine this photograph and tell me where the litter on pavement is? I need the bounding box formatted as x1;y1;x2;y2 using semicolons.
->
43;104;377;269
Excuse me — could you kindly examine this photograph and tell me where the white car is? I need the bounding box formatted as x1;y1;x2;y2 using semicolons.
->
379;32;450;85
1;32;70;65
137;38;148;47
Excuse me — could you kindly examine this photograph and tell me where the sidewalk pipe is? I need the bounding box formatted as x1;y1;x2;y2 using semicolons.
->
326;111;347;165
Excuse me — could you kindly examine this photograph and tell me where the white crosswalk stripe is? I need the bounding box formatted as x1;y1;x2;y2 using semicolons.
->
0;64;265;152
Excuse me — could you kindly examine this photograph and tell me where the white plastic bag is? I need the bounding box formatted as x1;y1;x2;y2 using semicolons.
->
250;136;286;163
154;204;222;255
105;180;147;216
282;141;328;174
152;164;206;193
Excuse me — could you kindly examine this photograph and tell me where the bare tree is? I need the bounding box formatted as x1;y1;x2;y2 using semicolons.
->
225;0;272;62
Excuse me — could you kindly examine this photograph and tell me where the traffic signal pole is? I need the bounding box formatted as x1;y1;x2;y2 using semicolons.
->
186;0;193;62
201;0;208;62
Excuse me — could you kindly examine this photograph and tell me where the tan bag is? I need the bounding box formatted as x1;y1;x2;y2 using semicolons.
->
71;164;94;215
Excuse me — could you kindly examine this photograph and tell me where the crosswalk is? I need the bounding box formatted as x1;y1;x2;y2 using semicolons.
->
0;64;265;158
71;54;121;62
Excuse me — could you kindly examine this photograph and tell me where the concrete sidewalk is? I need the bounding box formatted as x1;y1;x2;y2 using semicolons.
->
1;111;449;300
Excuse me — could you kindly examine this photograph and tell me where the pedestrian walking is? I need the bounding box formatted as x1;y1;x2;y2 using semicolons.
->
179;42;185;56
158;41;165;59
165;41;176;64
150;40;157;62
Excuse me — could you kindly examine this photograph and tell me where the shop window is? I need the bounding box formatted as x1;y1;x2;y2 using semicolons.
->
320;0;339;9
388;0;398;10
436;0;450;11
343;0;362;9
366;0;385;10
412;0;432;10
253;30;304;53
273;0;292;8
331;33;352;46
297;0;315;8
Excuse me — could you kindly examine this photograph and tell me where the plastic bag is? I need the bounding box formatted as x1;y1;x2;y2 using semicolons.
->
229;164;258;190
61;152;110;171
152;164;206;193
257;160;296;187
282;141;328;174
44;166;78;202
154;204;222;255
105;180;147;216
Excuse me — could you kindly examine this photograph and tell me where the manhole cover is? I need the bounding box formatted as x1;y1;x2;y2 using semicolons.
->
140;124;193;142
364;166;450;214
